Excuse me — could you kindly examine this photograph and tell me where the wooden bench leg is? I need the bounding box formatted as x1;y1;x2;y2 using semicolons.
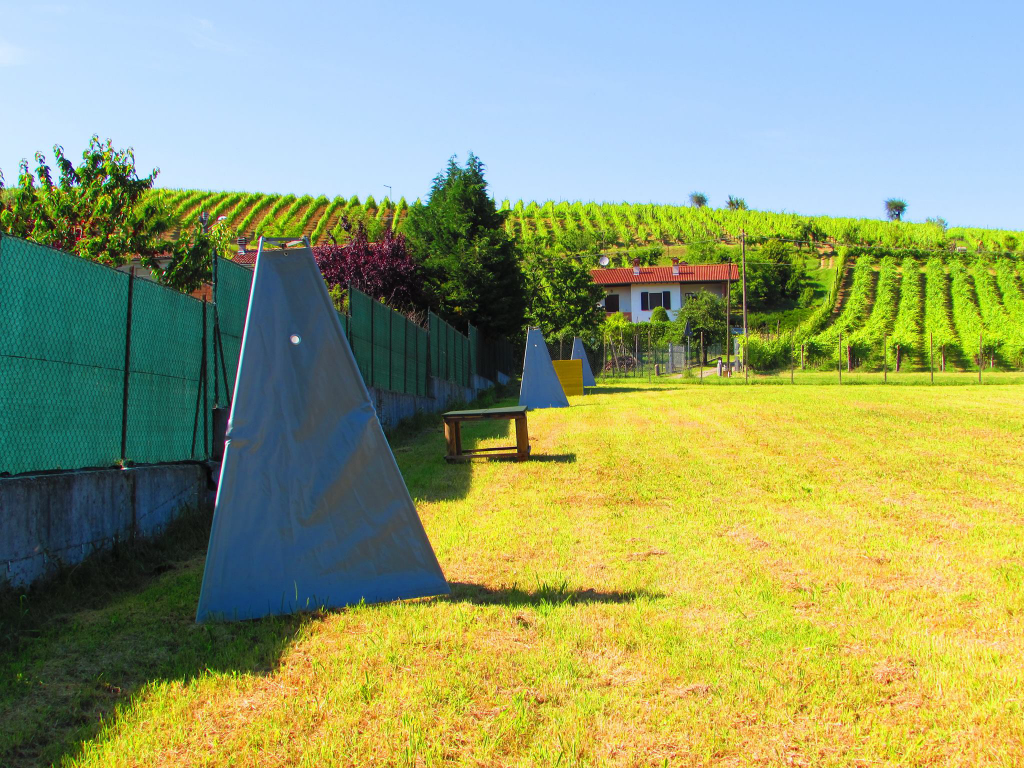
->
514;415;529;460
443;420;457;458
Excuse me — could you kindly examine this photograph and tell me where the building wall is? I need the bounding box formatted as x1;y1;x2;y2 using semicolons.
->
604;281;729;323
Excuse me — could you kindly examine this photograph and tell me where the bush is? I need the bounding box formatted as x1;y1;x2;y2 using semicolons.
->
650;306;669;323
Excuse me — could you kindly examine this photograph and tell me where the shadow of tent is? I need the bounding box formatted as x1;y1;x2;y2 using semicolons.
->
446;582;662;607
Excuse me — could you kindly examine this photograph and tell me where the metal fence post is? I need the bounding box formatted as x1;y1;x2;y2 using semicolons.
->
369;293;375;387
202;299;209;458
388;307;393;392
120;267;136;463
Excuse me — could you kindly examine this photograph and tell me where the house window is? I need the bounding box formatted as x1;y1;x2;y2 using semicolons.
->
649;292;663;309
640;292;649;311
605;293;620;312
663;291;671;310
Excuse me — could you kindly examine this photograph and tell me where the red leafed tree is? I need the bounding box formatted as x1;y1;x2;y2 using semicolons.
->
314;226;420;308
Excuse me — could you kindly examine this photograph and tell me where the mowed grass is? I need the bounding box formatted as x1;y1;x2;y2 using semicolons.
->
4;379;1024;767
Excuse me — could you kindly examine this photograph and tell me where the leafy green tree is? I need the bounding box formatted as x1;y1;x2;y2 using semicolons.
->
150;221;232;293
525;254;604;339
403;154;526;336
649;306;669;323
0;136;173;266
884;198;907;221
671;290;726;362
684;240;732;263
726;195;748;211
689;192;708;208
732;238;807;311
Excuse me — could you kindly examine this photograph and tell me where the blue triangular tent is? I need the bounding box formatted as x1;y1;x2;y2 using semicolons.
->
519;328;569;409
196;237;449;622
570;337;596;387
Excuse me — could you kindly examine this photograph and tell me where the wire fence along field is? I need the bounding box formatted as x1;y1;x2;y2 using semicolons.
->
0;236;517;476
0;234;213;476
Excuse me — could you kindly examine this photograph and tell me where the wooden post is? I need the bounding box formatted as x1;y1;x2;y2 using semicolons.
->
741;231;748;375
847;341;852;373
791;349;794;384
838;331;842;384
883;333;887;383
979;332;983;383
801;343;805;370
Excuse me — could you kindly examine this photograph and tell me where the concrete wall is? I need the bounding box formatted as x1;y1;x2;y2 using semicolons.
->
3;374;503;589
369;374;496;430
1;463;213;589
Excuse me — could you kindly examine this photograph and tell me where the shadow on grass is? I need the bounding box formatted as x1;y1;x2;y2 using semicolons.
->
0;509;311;768
589;384;673;394
447;581;661;606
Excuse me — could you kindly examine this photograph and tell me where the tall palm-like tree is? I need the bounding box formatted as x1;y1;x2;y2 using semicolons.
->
884;198;907;221
726;195;747;211
689;191;708;208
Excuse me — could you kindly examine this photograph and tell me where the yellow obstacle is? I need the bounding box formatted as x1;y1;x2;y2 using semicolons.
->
551;359;584;397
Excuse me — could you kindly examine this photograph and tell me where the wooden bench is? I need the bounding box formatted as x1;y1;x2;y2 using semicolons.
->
442;406;530;462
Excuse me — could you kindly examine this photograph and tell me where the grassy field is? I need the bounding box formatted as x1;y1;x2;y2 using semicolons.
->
3;379;1024;767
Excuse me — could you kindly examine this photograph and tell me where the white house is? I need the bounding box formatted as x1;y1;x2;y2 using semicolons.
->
590;258;740;322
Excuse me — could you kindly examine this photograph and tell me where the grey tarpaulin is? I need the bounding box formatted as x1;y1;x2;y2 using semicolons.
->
570;337;596;387
196;237;449;622
518;328;569;409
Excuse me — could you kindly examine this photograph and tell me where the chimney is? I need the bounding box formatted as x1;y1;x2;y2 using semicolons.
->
632;257;641;276
671;257;680;276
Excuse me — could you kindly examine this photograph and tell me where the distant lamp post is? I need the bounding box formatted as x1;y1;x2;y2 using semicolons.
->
384;185;392;202
236;236;248;255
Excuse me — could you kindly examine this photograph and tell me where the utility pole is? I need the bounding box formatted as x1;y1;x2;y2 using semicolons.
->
741;229;748;378
725;275;731;374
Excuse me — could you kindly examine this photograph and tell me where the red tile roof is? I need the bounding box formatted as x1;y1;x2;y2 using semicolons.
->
231;251;257;266
591;264;739;285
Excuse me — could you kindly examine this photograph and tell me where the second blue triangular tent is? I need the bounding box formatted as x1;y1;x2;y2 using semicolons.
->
519;328;569;409
570;337;596;387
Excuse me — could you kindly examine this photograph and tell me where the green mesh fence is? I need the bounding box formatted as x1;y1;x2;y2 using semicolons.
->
0;234;210;475
348;287;428;396
126;281;210;463
0;236;128;475
213;256;253;407
429;311;471;388
0;236;512;476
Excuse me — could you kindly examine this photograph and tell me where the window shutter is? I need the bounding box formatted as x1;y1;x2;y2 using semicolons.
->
640;292;649;311
663;291;671;310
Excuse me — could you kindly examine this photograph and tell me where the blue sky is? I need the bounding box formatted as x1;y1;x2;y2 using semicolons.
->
2;1;1021;229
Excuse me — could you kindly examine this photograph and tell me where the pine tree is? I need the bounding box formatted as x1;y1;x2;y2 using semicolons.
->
403;154;525;336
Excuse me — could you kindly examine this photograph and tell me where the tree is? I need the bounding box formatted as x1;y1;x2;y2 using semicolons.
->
672;290;726;363
649;306;669;323
314;225;420;309
150;220;232;294
403;154;526;337
726;195;748;211
730;238;806;311
689;192;708;208
685;240;732;264
0;136;173;266
884;198;907;221
524;253;604;340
